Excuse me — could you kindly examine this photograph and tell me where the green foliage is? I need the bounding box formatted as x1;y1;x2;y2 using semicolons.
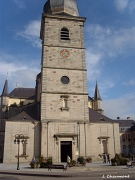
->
77;156;85;164
111;154;129;165
111;158;117;163
70;160;77;166
38;156;53;168
38;155;44;164
85;156;92;163
47;156;53;165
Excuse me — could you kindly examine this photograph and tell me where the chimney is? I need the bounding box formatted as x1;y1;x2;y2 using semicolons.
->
127;117;130;120
117;117;120;120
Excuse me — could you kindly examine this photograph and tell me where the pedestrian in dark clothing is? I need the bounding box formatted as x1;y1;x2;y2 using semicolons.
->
107;154;110;163
103;153;106;163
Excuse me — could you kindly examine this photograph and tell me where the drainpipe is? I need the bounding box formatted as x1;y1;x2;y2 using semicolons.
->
78;122;80;156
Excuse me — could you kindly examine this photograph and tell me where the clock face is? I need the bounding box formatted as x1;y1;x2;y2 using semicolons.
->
61;76;70;84
60;49;70;59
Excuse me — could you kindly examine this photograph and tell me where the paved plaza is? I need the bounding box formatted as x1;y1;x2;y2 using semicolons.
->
0;161;135;177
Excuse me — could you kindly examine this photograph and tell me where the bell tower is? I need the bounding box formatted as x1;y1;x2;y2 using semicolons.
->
40;0;89;162
93;82;104;115
0;79;9;119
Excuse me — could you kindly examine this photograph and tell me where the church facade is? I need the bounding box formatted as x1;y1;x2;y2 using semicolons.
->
0;0;124;163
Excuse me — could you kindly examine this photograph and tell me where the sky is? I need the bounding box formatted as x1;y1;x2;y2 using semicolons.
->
0;0;135;120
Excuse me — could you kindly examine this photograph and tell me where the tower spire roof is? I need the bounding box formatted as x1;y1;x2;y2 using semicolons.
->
94;82;102;100
44;0;79;16
1;79;8;96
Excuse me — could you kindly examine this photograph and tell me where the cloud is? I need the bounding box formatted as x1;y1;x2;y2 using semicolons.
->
122;79;135;86
0;57;26;76
114;0;129;12
86;25;135;58
99;79;115;98
129;1;135;13
129;79;135;85
11;0;26;9
85;24;135;94
9;69;38;89
17;20;41;48
0;52;40;92
86;49;102;81
114;0;135;13
85;48;115;99
103;93;135;120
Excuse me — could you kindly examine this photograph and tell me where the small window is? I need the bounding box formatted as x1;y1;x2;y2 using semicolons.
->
23;116;27;120
63;98;68;108
60;95;69;111
61;76;70;84
100;118;105;122
61;28;69;40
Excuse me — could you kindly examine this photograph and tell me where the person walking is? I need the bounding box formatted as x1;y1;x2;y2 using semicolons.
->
66;155;71;168
103;153;106;163
107;154;110;163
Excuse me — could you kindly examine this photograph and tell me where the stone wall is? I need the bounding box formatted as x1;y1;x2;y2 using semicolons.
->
41;121;90;162
41;15;88;123
3;121;40;163
88;122;121;161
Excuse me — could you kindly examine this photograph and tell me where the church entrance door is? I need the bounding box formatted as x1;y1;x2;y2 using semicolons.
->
61;141;72;162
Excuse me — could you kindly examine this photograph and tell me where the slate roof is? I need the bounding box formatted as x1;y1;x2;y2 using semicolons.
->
88;96;93;101
9;88;35;98
44;0;79;17
1;80;8;96
130;125;135;131
89;108;115;123
115;120;135;127
8;102;40;121
36;72;41;79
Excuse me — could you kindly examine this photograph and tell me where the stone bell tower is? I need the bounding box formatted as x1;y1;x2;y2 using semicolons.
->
0;79;9;119
40;0;89;162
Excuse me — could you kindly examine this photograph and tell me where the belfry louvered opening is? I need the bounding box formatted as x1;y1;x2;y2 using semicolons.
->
61;28;69;40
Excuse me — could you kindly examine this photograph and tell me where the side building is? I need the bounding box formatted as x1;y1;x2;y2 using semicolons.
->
0;80;36;162
116;118;135;156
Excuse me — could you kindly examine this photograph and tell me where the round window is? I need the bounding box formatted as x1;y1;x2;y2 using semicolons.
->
61;76;70;84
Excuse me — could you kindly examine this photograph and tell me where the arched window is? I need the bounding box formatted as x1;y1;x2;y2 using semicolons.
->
60;28;69;40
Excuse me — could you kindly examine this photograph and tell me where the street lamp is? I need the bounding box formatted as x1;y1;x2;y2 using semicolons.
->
14;134;25;170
